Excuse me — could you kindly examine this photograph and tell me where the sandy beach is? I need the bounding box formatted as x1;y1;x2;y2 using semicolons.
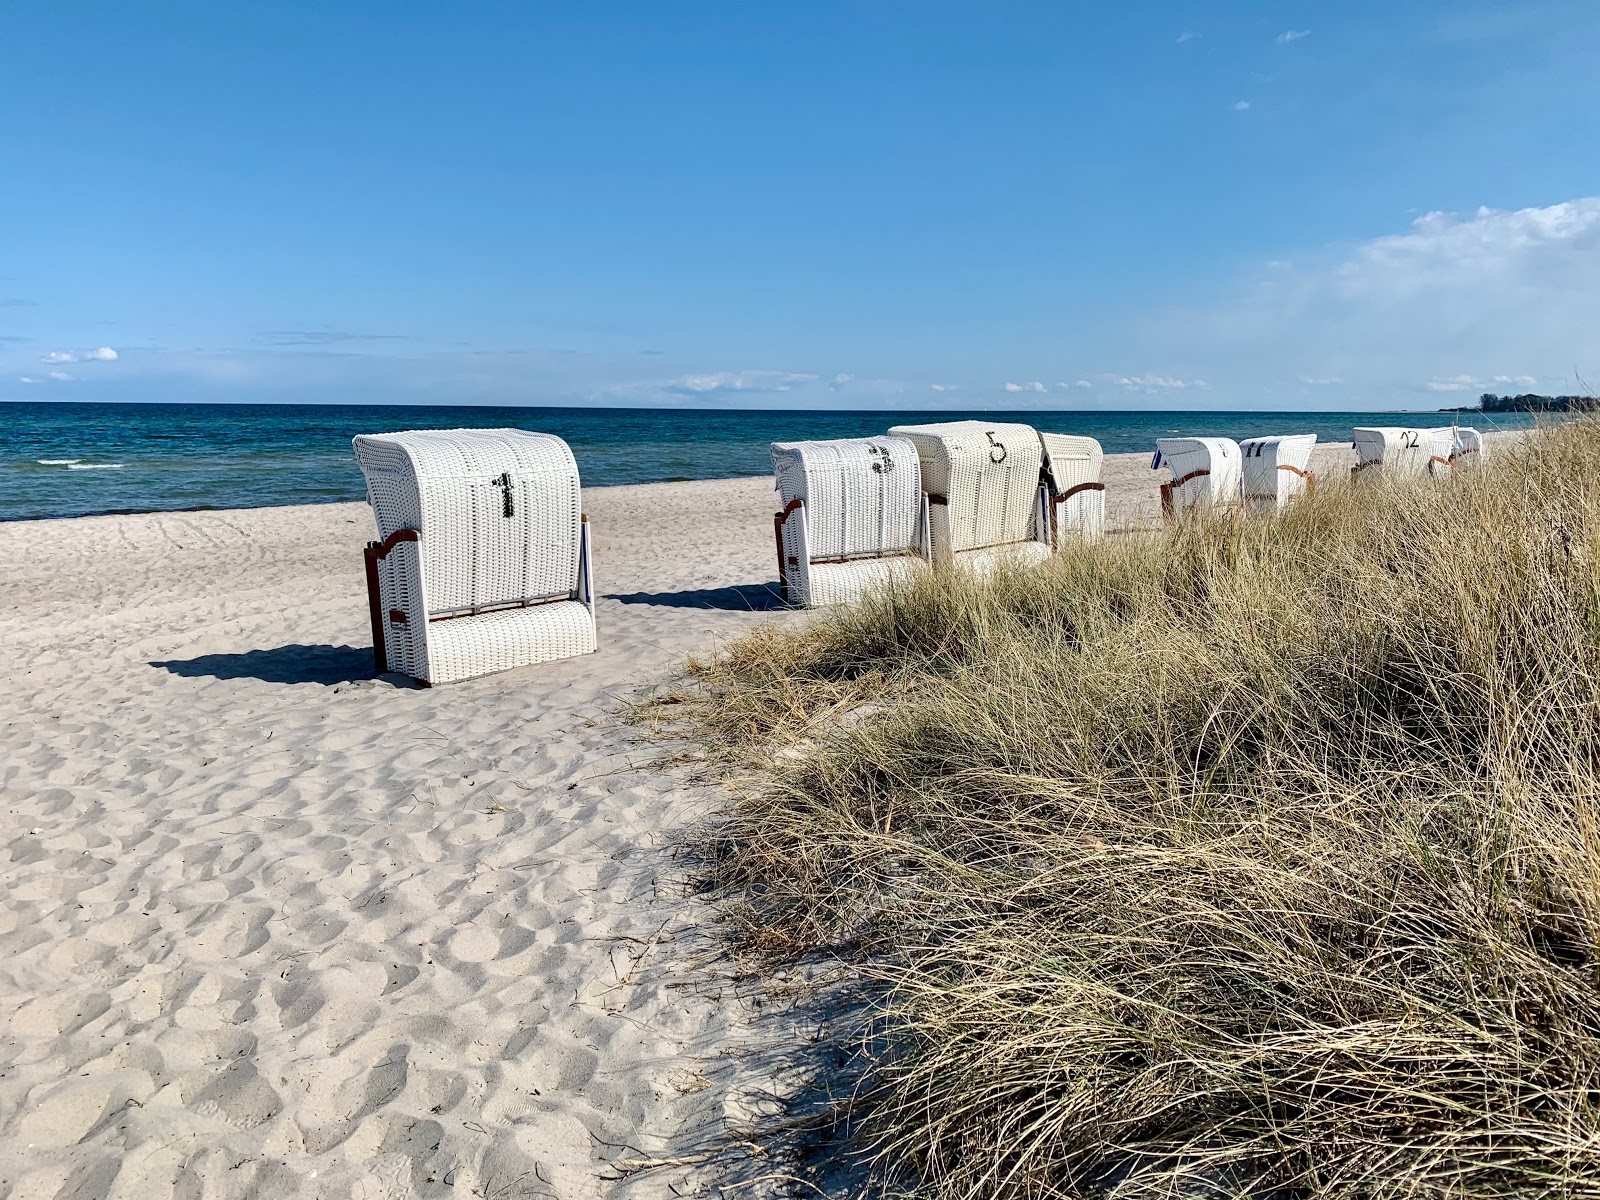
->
0;442;1361;1198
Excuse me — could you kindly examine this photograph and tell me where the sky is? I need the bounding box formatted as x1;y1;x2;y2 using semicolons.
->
2;1;1597;411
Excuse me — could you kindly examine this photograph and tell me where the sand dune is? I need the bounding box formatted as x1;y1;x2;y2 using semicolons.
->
0;445;1366;1197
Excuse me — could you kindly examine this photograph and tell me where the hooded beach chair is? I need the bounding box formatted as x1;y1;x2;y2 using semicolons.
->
1451;427;1487;467
1154;437;1242;516
770;436;927;608
1038;432;1106;545
353;428;596;685
887;421;1051;570
1239;434;1317;512
1351;427;1433;479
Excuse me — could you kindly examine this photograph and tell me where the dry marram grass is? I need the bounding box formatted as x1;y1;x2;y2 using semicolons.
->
678;421;1600;1198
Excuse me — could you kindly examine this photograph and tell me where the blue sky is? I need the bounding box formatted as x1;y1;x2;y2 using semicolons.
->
2;1;1597;410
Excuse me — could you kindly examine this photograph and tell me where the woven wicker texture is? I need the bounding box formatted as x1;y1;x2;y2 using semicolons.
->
423;602;597;686
1453;427;1486;466
1239;434;1317;512
1351;427;1434;478
805;557;926;607
1038;432;1106;544
1156;437;1243;512
353;428;596;684
770;436;925;608
888;421;1045;560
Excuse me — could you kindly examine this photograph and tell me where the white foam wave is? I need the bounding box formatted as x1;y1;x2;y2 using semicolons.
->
36;458;81;465
67;463;124;470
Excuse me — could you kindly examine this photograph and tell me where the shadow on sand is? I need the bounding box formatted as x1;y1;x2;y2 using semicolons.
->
606;583;786;612
151;643;389;686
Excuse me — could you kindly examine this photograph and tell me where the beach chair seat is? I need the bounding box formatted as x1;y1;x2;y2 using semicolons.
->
887;421;1051;568
1239;434;1317;512
353;428;596;685
1038;432;1106;544
1451;427;1487;466
770;436;926;608
1155;437;1242;515
1351;427;1434;479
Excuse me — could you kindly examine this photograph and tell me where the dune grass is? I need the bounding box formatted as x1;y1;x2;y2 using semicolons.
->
679;422;1600;1198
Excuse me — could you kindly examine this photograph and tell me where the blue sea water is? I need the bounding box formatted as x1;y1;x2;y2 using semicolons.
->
0;401;1533;523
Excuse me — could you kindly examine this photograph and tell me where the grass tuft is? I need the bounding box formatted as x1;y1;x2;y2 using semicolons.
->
680;421;1600;1198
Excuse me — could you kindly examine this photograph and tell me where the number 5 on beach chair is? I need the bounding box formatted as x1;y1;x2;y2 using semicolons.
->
353;428;597;686
888;421;1052;571
770;436;928;608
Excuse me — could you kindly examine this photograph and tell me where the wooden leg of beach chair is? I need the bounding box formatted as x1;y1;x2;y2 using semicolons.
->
363;542;387;675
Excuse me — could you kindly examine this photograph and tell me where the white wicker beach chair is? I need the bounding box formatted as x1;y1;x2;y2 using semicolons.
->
1239;434;1317;512
1038;433;1106;545
1451;427;1487;467
1154;437;1242;516
770;436;927;608
887;421;1050;570
1351;427;1434;479
353;428;596;685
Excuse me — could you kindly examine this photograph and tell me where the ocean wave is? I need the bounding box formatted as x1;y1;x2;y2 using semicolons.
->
67;463;125;470
36;458;82;465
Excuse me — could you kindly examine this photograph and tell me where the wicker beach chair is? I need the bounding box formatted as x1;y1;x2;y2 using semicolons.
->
887;421;1051;570
1451;427;1487;466
1239;434;1317;512
770;436;927;608
1154;437;1242;516
1351;427;1433;479
1038;433;1106;545
352;428;596;686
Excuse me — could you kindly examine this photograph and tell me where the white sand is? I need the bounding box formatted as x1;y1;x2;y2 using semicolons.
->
0;444;1364;1197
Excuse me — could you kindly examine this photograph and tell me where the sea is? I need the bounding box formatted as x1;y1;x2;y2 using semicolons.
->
0;400;1533;523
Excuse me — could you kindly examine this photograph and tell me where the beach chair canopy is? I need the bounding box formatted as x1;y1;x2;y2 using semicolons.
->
1452;427;1487;465
1351;427;1433;478
1155;437;1242;513
770;436;925;607
1239;433;1317;511
353;428;596;684
1038;432;1106;543
888;421;1047;562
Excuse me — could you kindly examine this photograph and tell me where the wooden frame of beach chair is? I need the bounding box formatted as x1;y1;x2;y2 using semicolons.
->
353;428;597;685
887;421;1052;571
1156;437;1243;517
1038;432;1106;546
1239;434;1318;512
770;436;928;608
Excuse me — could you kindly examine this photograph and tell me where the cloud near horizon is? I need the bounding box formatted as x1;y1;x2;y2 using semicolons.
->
42;346;117;364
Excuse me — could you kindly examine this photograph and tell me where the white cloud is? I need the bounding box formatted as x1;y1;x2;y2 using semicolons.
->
1109;374;1208;391
1176;31;1201;44
1233;101;1252;111
1491;374;1538;386
664;369;817;395
1276;29;1310;43
1298;376;1344;386
41;346;118;364
1161;197;1600;402
930;383;956;392
46;370;73;381
1004;380;1047;393
18;375;36;384
828;372;854;391
1075;379;1093;389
